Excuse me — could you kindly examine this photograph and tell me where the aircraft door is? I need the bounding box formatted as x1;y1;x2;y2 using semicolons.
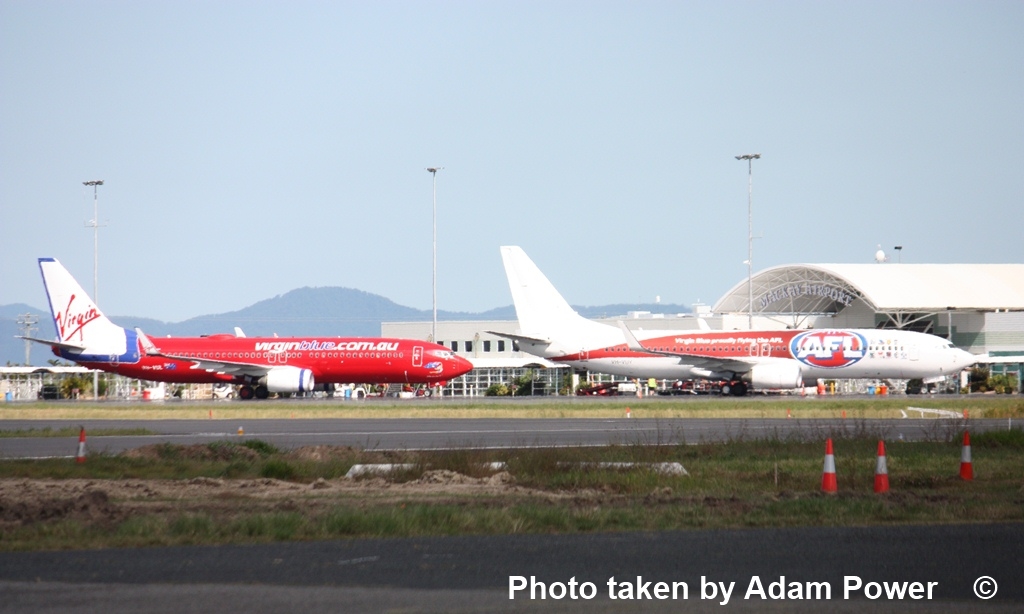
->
413;346;423;367
761;342;771;357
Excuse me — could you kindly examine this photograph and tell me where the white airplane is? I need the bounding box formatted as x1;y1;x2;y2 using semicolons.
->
495;246;979;396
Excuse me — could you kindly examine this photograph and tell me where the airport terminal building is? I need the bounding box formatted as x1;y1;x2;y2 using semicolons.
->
384;262;1024;396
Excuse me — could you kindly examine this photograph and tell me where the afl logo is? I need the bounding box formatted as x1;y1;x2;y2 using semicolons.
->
790;331;867;369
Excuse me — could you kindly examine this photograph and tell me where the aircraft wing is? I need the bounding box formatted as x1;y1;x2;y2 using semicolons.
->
17;335;86;352
486;331;552;346
615;322;757;373
135;328;273;379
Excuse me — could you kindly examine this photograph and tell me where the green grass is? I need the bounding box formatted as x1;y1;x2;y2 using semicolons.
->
2;394;1022;420
0;430;1021;551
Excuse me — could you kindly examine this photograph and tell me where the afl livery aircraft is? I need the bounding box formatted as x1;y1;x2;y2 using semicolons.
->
21;258;473;399
495;246;978;396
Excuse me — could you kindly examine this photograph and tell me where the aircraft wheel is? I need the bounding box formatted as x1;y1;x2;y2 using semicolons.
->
720;383;731;396
239;385;254;400
732;382;748;397
255;385;270;400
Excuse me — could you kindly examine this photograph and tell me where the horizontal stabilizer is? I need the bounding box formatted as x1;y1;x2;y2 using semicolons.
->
17;335;86;352
487;331;552;346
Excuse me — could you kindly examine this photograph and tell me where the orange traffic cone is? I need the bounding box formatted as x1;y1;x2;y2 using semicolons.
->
786;408;792;419
960;431;973;480
625;407;632;419
821;438;837;493
75;427;87;464
874;440;889;493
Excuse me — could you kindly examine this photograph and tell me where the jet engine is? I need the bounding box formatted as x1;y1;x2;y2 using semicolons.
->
742;362;803;390
261;366;315;394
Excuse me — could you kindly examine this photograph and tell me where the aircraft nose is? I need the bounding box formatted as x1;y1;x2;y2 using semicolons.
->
454;354;474;375
957;349;977;367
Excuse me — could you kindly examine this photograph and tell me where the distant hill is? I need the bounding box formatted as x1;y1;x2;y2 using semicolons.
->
1;287;690;366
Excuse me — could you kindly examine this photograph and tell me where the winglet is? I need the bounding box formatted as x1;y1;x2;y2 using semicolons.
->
135;328;160;355
234;327;246;338
616;321;648;353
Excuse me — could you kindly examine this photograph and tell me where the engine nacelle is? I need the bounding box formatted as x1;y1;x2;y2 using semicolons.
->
742;362;803;390
261;366;315;394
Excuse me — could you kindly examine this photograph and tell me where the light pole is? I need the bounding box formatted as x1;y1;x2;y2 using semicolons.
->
426;167;443;344
894;245;903;263
735;154;760;330
83;180;104;399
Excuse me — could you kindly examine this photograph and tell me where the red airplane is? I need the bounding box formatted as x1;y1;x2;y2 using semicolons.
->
22;258;473;399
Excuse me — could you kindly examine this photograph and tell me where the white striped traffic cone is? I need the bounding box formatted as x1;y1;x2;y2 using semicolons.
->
75;427;87;464
960;431;973;481
821;438;837;493
874;440;889;493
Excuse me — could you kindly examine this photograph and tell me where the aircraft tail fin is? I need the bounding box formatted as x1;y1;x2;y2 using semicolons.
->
499;246;620;348
37;258;137;360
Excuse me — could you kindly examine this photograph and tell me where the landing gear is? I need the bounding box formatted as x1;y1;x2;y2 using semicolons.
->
238;384;269;400
720;382;749;397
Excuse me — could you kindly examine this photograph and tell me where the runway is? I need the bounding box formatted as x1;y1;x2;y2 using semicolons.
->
0;416;1002;458
0;524;1020;612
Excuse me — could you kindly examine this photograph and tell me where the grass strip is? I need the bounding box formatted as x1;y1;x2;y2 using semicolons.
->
1;396;1021;420
0;429;1020;551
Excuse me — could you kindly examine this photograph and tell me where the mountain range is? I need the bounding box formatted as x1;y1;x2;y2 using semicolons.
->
1;287;689;366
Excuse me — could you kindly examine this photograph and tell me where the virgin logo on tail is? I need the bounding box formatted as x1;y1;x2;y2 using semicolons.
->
790;330;867;368
56;294;100;341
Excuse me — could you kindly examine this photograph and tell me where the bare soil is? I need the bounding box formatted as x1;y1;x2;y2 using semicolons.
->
0;444;568;528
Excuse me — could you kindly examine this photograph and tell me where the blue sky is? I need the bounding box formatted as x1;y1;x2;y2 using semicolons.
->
2;1;1022;323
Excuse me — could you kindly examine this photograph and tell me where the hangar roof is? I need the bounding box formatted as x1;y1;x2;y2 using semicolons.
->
713;264;1024;315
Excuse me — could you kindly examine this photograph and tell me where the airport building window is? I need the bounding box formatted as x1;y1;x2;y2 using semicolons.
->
483;340;491;352
498;340;506;352
451;341;459;352
465;341;473;352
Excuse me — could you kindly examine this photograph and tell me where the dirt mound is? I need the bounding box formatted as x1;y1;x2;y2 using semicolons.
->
411;469;478;485
406;470;517;488
287;445;358;462
0;488;119;526
121;443;261;462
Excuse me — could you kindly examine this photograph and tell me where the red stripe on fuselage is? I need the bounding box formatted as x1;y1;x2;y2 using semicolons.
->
555;331;801;362
76;337;470;384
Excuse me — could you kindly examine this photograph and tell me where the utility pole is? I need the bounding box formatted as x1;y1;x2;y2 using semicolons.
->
735;154;760;330
83;180;105;399
16;313;38;365
426;167;443;344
